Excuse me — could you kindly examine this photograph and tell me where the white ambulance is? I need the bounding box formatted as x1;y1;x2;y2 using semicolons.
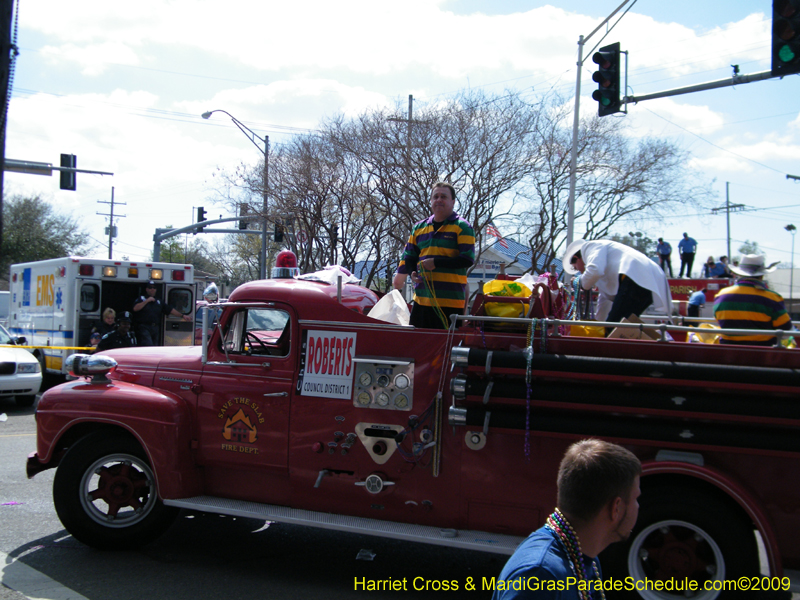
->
8;257;195;376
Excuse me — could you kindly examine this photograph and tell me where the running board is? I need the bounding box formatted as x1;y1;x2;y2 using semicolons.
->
164;495;522;555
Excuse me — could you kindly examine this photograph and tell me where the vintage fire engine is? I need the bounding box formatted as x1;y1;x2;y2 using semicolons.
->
26;267;800;600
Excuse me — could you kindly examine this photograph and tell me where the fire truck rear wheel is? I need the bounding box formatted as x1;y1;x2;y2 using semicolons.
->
602;487;760;600
53;431;179;550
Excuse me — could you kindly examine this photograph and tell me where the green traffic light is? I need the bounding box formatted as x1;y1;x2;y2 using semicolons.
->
779;43;797;63
600;97;611;106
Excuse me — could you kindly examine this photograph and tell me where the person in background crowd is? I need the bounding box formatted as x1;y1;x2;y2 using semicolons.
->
133;280;191;346
93;307;117;338
562;239;673;329
656;237;673;277
714;254;793;346
88;332;101;351
492;439;641;600
702;256;730;278
719;256;733;277
202;282;222;321
678;232;698;278
393;181;475;329
687;288;707;323
96;311;138;351
203;282;219;303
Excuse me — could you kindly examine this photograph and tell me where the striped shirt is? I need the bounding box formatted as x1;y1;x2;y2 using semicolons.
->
397;212;475;309
714;278;792;344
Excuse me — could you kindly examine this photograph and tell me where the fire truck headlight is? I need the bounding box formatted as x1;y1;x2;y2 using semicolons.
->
66;354;117;378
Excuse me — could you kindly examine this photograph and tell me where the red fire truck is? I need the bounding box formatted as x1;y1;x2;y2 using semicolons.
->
26;272;800;599
668;278;732;318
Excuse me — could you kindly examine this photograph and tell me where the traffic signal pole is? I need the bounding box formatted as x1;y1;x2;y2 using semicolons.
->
624;69;776;104
566;0;797;247
567;0;636;245
152;216;264;261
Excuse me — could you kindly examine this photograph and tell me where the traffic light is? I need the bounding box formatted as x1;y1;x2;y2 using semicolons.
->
59;154;76;190
772;0;800;76
591;42;622;117
238;205;248;230
196;207;207;233
274;221;284;243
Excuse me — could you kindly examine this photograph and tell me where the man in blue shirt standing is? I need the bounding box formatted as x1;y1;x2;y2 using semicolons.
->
687;288;707;321
492;440;641;600
678;233;698;278
656;237;673;277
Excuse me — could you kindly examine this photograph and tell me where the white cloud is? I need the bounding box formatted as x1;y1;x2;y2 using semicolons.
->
183;80;390;129
10;1;798;263
626;98;726;136
616;12;770;84
40;42;140;76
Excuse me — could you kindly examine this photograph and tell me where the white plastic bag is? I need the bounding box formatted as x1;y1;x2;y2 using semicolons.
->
297;265;361;285
368;289;411;326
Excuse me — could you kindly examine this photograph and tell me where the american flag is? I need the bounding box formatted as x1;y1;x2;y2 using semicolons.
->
486;222;508;249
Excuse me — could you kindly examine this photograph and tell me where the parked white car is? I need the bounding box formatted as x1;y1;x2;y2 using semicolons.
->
0;324;42;407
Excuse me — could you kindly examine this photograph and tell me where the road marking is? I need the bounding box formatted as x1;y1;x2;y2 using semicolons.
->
0;550;89;600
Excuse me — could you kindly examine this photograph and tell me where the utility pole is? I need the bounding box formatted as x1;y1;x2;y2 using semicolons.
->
0;0;15;257
406;94;412;209
97;187;126;259
711;182;745;259
387;94;434;219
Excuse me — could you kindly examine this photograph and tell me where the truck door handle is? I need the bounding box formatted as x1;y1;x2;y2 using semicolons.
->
263;392;288;397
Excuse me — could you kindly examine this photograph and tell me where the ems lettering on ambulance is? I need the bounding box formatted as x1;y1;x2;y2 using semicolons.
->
301;330;356;399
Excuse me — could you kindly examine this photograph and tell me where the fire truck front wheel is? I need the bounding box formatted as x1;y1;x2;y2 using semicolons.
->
53;431;179;550
602;486;760;600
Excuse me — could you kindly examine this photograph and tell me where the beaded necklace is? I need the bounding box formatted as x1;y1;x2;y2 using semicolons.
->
545;508;606;600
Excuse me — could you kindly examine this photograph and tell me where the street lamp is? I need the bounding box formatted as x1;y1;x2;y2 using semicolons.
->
201;109;270;279
786;224;796;313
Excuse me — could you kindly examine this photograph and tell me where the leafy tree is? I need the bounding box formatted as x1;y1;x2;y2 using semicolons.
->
150;234;220;275
203;233;285;289
1;194;92;275
738;240;763;256
610;231;657;257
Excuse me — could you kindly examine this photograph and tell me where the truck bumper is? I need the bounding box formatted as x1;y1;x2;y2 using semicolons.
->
26;451;55;479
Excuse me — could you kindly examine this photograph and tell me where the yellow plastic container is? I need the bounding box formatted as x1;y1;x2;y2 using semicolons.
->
484;280;531;318
688;322;721;344
569;324;606;338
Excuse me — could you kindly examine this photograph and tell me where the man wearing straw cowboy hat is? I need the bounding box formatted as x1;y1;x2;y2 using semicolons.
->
562;239;672;328
714;254;793;346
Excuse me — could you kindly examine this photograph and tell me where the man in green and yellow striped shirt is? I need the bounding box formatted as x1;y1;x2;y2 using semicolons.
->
713;254;793;346
393;182;475;329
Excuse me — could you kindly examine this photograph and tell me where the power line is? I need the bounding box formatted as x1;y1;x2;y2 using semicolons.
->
642;107;788;175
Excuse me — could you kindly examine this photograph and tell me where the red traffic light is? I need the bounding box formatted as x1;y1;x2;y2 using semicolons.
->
592;51;614;71
591;42;622;117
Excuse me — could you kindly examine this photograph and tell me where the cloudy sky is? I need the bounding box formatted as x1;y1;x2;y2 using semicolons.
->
6;0;800;272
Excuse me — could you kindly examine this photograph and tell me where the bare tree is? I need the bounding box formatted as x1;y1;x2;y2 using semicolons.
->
323;90;546;280
515;95;714;271
206;90;712;286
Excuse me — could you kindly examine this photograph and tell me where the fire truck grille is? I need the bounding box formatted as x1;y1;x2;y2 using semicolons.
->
0;362;16;375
